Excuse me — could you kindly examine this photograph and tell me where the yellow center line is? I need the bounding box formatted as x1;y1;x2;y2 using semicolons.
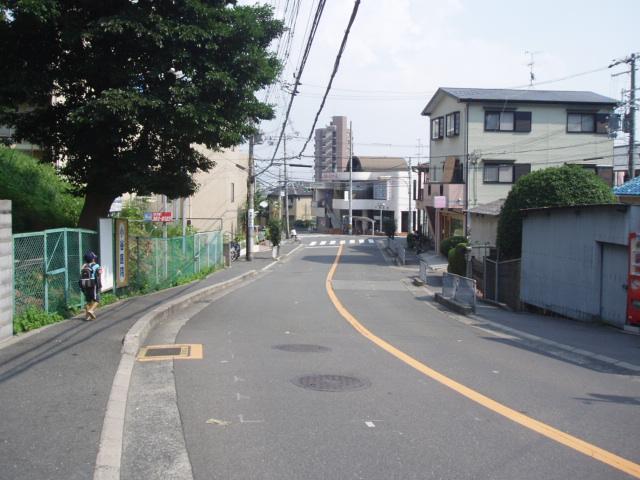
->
325;245;640;479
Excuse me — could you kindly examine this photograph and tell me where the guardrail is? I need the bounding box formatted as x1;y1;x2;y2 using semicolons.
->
441;272;476;312
387;238;406;265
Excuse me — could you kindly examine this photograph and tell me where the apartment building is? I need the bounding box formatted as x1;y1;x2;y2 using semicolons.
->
418;87;617;252
314;116;351;181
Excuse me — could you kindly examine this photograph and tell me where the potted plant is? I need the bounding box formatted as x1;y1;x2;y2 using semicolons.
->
267;219;282;259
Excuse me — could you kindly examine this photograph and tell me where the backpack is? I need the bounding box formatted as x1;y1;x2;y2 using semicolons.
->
79;264;95;290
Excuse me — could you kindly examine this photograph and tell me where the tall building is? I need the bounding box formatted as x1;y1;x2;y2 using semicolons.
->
314;116;351;180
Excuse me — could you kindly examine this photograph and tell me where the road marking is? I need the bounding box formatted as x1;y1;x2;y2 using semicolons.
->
233;376;245;383
236;392;250;400
340;240;346;245
309;241;317;246
349;239;355;244
358;239;365;244
367;239;374;244
365;421;375;428
325;245;640;479
330;240;336;245
320;241;327;246
238;414;264;424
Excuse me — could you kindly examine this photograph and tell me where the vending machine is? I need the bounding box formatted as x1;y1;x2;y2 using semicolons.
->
627;233;640;325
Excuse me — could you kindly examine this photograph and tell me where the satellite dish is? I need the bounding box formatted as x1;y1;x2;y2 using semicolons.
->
259;201;268;208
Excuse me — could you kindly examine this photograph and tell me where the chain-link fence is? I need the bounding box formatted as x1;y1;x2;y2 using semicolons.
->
13;228;98;316
129;231;223;292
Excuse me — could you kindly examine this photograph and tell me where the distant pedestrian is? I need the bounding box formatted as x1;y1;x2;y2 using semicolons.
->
79;251;102;320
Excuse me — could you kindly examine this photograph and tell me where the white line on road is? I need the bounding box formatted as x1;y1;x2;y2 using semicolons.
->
367;239;374;243
340;240;345;245
349;239;355;244
358;239;364;244
365;421;375;428
238;414;264;424
330;240;336;245
320;241;327;246
309;241;317;246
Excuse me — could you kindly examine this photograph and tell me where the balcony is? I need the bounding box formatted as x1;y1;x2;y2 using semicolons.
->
418;183;465;209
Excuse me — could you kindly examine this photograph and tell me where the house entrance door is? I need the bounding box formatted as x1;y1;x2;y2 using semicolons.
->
600;243;627;327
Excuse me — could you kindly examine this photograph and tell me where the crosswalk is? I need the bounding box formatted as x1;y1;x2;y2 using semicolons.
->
307;238;377;248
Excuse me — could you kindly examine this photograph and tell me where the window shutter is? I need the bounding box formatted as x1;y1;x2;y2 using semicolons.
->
514;163;531;181
514;112;532;132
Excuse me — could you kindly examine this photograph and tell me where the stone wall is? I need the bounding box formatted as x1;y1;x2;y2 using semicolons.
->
0;200;12;340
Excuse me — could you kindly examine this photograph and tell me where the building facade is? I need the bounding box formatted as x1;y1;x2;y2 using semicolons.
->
314;116;351;181
418;87;618;250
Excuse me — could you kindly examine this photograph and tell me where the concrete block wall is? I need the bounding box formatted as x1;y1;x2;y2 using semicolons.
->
0;200;12;340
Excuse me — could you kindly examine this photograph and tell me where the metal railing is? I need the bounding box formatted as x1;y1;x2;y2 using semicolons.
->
441;272;477;312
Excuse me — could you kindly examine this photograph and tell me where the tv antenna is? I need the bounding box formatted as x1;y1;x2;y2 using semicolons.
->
525;51;542;87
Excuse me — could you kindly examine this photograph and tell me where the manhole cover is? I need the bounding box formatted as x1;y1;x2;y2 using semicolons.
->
292;375;371;392
273;344;331;353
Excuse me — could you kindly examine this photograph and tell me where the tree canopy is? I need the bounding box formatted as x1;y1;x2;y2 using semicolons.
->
0;0;283;228
496;165;616;259
0;147;82;232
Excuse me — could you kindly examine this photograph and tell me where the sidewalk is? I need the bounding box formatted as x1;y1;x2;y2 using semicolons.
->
0;243;298;480
412;251;640;374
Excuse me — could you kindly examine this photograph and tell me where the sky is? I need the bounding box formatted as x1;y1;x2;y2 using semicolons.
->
240;0;640;189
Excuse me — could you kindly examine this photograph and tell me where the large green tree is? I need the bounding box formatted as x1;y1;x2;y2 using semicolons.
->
0;1;282;228
496;165;616;259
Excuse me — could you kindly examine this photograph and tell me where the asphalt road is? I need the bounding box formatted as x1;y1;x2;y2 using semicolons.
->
127;236;640;479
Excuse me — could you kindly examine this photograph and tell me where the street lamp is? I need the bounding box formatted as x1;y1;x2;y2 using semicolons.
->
377;202;386;233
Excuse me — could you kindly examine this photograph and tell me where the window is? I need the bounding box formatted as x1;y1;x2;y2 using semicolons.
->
483;161;531;184
230;182;235;202
446;111;460;136
567;112;610;133
431;117;444;140
485;111;532;132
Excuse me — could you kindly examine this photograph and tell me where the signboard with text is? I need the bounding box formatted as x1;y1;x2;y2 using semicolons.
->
144;211;173;222
115;218;129;288
434;196;447;209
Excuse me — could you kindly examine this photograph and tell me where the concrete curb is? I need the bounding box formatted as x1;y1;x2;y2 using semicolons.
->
93;269;258;480
434;292;474;316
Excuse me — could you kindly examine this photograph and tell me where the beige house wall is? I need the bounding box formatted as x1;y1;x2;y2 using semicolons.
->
188;146;248;237
292;196;313;220
427;94;614;208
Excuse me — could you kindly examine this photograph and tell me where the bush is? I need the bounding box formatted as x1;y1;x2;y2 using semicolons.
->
497;165;616;259
0;147;83;232
13;307;64;334
267;219;282;246
406;232;417;249
383;219;396;239
440;235;467;256
447;243;468;276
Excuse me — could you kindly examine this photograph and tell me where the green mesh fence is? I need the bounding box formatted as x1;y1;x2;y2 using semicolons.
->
129;231;223;292
13;228;98;316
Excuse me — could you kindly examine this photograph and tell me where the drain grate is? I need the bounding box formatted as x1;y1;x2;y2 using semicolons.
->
292;374;371;392
137;344;203;362
273;344;331;353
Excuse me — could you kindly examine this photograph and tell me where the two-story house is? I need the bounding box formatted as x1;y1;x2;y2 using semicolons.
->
418;87;618;253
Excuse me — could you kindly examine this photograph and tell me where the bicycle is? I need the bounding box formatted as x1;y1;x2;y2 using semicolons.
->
229;240;240;261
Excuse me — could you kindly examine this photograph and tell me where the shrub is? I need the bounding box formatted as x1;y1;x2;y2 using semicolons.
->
447;243;468;276
440;235;467;257
383;219;396;239
406;232;417;249
267;219;282;246
13;307;64;334
0;147;83;232
497;165;616;259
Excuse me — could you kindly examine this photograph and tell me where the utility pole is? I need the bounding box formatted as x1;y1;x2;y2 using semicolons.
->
408;157;413;233
246;134;255;261
283;134;290;238
609;52;638;180
348;121;353;235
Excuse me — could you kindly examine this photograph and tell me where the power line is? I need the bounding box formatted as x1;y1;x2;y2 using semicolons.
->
257;0;327;177
295;0;361;159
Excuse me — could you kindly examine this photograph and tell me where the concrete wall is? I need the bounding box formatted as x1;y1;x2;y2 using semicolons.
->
521;204;636;324
0;200;12;340
469;213;498;255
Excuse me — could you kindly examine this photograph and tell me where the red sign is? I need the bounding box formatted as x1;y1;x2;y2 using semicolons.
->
152;212;173;222
628;233;640;325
